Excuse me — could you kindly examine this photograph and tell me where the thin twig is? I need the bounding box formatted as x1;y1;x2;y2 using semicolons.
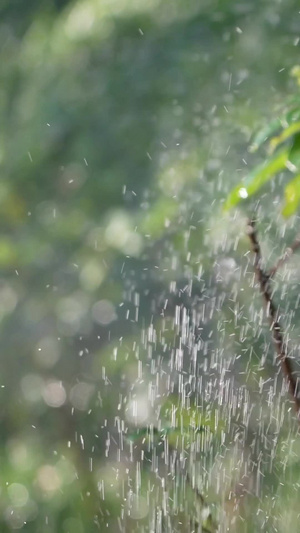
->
185;472;217;533
247;219;300;417
269;234;300;278
186;471;206;506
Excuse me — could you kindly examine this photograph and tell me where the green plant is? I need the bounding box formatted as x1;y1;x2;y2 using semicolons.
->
225;67;300;217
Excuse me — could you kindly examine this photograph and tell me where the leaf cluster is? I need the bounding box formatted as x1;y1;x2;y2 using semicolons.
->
225;67;300;216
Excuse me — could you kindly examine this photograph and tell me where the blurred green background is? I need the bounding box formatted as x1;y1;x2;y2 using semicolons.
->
1;0;300;531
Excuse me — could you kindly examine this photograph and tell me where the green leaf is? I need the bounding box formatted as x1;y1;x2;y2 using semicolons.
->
159;396;225;435
288;132;300;169
126;424;205;445
126;426;161;443
249;105;300;153
249;118;283;152
126;396;225;447
269;121;300;153
285;105;300;123
282;173;300;217
224;148;289;210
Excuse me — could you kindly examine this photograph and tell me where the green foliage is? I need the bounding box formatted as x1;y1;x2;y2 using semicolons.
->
1;0;300;531
225;73;300;216
224;148;289;210
126;398;221;532
127;395;225;446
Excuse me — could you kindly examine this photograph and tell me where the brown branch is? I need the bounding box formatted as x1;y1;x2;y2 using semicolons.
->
247;219;300;418
186;471;206;506
269;234;300;279
185;472;217;532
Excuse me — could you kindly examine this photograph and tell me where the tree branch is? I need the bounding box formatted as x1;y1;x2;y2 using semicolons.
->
269;234;300;279
247;219;300;418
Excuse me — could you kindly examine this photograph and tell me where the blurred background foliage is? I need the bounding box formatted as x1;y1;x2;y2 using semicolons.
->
2;0;300;531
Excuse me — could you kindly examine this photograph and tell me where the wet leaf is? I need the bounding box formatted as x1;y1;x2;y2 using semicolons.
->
159;396;225;435
285;105;300;123
249;118;283;152
288;132;300;169
224;149;289;210
126;426;161;443
126;424;205;445
268;121;300;153
249;104;300;153
282;173;300;217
